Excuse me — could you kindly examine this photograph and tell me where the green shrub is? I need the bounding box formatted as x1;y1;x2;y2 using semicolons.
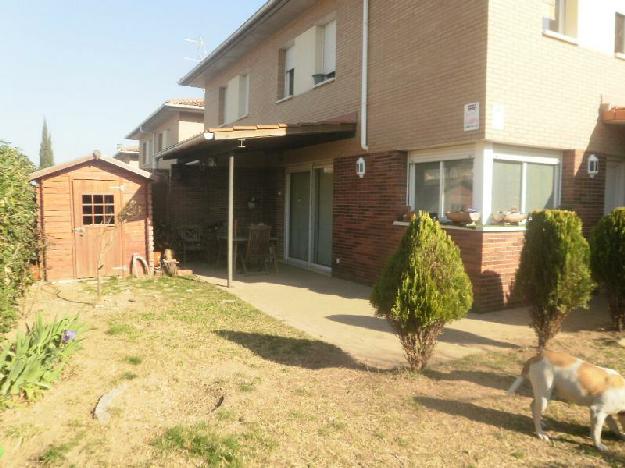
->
0;315;81;402
590;208;625;331
370;212;473;371
515;210;594;348
0;143;38;333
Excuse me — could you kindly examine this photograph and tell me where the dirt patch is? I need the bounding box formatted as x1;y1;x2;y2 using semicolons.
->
1;277;624;466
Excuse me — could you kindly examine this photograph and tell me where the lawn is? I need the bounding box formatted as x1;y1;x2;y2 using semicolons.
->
1;276;625;466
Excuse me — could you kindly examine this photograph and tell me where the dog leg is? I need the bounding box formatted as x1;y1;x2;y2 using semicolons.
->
591;408;608;452
532;397;551;441
607;415;625;440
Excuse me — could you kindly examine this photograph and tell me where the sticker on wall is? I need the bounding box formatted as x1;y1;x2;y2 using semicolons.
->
492;103;505;130
464;102;480;132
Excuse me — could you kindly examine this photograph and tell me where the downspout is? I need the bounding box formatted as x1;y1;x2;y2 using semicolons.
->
360;0;369;151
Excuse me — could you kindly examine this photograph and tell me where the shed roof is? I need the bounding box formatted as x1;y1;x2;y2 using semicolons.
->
603;107;625;125
30;153;152;181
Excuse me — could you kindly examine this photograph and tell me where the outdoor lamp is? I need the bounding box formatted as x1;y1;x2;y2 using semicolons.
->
356;157;366;178
587;154;599;178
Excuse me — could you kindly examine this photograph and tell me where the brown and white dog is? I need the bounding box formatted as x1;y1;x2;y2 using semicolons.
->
508;351;625;451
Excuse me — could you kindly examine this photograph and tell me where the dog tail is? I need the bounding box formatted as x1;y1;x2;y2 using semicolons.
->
507;376;525;395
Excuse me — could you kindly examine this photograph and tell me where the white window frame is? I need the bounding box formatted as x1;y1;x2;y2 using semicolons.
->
492;153;561;214
407;150;475;218
543;0;577;39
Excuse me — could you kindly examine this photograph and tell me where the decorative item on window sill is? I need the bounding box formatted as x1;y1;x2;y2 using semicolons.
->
445;209;480;226
247;195;258;210
399;209;416;222
587;154;599;178
492;209;528;225
312;71;336;85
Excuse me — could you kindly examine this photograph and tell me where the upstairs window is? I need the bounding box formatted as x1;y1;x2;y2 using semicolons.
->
283;45;295;98
616;13;625;54
156;132;164;153
141;141;148;165
221;74;250;125
320;19;336;77
543;0;578;38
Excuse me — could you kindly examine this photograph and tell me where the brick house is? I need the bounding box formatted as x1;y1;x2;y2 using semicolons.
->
148;0;625;311
126;98;204;172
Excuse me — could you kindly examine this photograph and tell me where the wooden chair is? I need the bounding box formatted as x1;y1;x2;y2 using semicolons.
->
178;225;204;264
241;224;272;273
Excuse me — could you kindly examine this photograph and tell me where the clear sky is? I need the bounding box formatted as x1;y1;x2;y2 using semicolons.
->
0;0;266;165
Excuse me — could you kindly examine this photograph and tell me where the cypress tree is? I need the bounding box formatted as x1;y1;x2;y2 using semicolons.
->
370;212;473;371
39;118;54;169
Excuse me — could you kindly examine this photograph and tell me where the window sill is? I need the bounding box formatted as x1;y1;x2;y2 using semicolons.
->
616;52;625;61
542;30;578;46
392;220;526;232
276;95;294;105
275;78;336;105
220;114;249;127
313;77;336;89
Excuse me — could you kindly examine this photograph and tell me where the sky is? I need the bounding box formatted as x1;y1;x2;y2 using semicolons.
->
0;0;266;165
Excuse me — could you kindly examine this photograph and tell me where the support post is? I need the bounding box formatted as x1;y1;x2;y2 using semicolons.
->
227;154;234;287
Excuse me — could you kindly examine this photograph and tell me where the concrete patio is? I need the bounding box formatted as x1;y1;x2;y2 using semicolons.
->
192;264;611;369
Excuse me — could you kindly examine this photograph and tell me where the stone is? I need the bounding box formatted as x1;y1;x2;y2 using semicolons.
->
94;384;128;424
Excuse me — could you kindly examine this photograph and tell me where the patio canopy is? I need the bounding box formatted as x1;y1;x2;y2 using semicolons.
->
157;120;356;288
158;121;357;162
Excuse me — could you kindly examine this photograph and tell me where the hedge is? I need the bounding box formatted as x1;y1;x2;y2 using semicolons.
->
0;143;38;333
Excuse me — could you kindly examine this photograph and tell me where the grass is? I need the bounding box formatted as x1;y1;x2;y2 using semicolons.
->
2;276;625;466
153;423;240;467
124;355;143;365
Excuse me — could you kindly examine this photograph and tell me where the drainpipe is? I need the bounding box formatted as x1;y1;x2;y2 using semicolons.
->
360;0;369;151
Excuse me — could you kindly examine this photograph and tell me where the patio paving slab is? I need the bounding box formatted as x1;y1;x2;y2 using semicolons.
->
192;264;611;369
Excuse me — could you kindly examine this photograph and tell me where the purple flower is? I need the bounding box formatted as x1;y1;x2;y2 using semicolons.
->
61;330;77;344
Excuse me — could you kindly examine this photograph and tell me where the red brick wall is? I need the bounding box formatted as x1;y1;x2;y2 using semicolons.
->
154;164;284;256
561;149;606;234
333;151;409;283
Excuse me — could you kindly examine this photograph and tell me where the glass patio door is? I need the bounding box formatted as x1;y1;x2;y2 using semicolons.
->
288;171;311;261
287;166;333;270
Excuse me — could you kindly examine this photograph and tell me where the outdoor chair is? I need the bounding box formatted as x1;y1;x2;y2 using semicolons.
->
178;225;205;264
241;223;273;273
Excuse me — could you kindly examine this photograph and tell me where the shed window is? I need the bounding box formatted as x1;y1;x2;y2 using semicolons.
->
82;194;115;225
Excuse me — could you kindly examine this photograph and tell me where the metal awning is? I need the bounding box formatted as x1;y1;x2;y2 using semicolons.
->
157;120;356;288
158;121;357;161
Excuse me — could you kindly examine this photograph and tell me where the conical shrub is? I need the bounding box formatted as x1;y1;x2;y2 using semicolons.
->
370;212;472;371
591;208;625;331
515;210;594;348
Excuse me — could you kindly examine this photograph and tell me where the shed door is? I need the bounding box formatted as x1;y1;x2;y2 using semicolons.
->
72;179;122;278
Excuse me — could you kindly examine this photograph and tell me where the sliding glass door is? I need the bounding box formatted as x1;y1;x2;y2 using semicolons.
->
287;166;333;270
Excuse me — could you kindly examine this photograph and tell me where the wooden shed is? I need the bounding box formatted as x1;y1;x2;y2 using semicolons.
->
30;153;154;281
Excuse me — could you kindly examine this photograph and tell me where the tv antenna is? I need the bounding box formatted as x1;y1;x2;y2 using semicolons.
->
184;37;208;63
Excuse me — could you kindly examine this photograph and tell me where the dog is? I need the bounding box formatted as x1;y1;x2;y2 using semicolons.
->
508;350;625;451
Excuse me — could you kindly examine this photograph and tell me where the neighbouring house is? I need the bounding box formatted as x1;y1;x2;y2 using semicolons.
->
126;98;204;173
146;0;625;311
113;145;140;167
30;154;154;281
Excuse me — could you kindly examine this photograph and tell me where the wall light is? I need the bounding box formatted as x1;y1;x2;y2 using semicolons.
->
587;154;599;179
356;157;366;178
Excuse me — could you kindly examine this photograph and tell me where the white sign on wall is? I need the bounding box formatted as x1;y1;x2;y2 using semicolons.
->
464;102;480;132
